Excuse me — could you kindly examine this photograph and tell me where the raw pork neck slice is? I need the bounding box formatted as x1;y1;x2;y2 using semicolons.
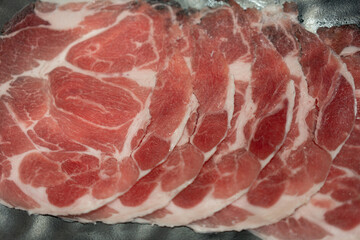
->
254;24;360;240
141;4;295;226
74;5;235;223
0;1;193;215
190;4;356;232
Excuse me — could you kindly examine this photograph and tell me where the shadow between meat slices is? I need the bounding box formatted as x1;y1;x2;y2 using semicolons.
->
71;3;236;223
0;1;193;215
253;24;360;240
189;4;356;233
137;4;295;227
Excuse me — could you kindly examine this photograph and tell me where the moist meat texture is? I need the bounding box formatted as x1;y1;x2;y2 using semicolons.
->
0;1;358;239
0;1;194;215
142;3;296;227
254;24;360;240
189;3;356;233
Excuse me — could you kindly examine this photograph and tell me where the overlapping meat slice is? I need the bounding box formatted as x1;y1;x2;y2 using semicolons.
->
72;98;199;222
0;1;193;215
254;24;360;240
73;5;235;223
190;4;356;232
140;4;295;226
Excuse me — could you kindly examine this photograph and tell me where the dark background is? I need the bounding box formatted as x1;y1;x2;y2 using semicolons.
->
0;0;359;240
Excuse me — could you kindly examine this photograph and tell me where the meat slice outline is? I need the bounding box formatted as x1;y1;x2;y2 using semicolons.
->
72;3;236;223
73;96;202;223
190;4;356;232
0;0;193;215
140;4;295;226
253;24;360;240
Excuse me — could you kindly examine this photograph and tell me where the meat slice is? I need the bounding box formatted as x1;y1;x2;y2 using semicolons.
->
140;4;295;226
71;94;201;223
190;4;357;232
73;4;236;223
0;1;193;215
317;25;360;89
254;24;360;240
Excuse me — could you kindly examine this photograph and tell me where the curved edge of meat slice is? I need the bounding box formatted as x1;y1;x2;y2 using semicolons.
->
69;94;200;223
252;24;360;240
189;4;357;232
138;4;296;227
0;0;193;215
65;3;236;223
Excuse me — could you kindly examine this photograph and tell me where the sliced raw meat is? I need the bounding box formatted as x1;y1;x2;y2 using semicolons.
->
0;1;193;215
190;4;356;232
317;25;360;89
253;24;360;240
72;95;202;223
141;4;295;226
74;4;236;223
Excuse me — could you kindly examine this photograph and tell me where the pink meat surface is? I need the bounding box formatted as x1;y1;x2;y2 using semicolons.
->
74;4;236;223
141;3;295;226
190;4;356;232
1;1;358;235
0;1;193;215
253;24;360;240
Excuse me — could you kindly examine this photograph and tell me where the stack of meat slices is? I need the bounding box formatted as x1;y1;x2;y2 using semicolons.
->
0;1;358;239
253;24;360;240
